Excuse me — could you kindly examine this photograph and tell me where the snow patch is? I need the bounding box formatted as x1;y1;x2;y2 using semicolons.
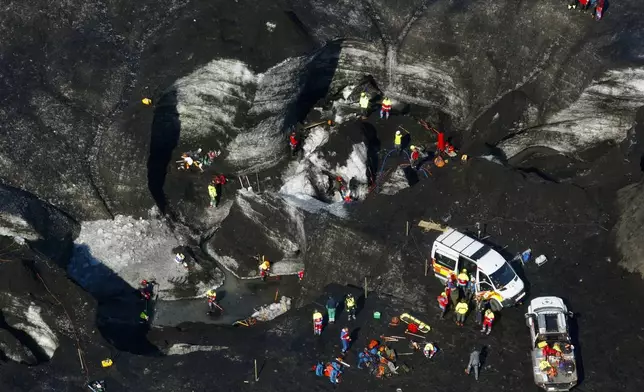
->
0;213;39;240
480;155;505;165
379;167;410;195
165;344;228;356
12;302;59;359
334;143;368;184
271;260;305;275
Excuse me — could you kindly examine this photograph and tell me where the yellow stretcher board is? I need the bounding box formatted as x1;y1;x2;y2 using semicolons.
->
399;313;431;333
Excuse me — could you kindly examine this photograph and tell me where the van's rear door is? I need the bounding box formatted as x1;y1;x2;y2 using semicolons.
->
432;248;459;279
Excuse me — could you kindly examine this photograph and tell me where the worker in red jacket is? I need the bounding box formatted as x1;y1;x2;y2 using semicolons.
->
437;291;449;319
593;0;604;20
409;145;420;169
380;97;392;119
289;131;299;156
480;309;495;335
568;0;589;10
437;132;446;152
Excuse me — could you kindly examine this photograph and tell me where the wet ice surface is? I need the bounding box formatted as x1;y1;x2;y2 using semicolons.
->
152;276;299;327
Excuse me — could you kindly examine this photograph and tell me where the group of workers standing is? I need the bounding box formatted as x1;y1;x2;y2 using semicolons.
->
359;91;391;120
568;0;605;20
313;293;358;335
175;147;229;209
437;271;496;335
393;126;457;171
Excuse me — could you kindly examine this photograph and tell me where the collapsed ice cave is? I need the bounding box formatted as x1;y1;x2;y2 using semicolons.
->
2;0;644;391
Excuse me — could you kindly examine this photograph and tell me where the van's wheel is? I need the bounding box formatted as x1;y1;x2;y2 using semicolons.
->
490;299;502;312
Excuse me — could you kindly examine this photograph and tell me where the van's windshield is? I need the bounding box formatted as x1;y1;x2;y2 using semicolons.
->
489;263;516;289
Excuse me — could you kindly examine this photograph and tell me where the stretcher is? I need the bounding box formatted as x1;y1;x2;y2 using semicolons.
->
399;313;431;333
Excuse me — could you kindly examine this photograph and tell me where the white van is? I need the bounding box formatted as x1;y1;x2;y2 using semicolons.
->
430;228;526;311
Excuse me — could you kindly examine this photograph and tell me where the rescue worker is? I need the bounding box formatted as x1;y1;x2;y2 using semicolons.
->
139;279;154;300
446;274;460;307
340;327;351;353
314;361;325;377
437;291;449;319
139;311;149;322
457;269;470;289
592;0;604;20
326;296;337;324
539;342;562;358
297;269;304;282
359;91;370;117
481;309;495;335
437;131;446;153
409;145;420;168
464;276;476;300
474;296;488;326
455;298;469;326
177;153;193;170
380;96;392;119
331;175;344;193
313;309;323;336
465;348;481;381
341;187;352;202
213;174;226;204
444;141;457;157
206;289;218;313
568;0;589;10
345;294;357;321
289;131;298;156
208;182;217;208
394;130;402;154
200;150;217;167
329;361;342;384
384;358;398;375
378;345;396;361
259;258;271;280
332;176;351;201
357;348;372;369
214;174;227;185
423;342;438;359
190;148;203;160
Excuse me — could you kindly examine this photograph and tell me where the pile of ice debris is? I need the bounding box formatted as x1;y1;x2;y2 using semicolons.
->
252;296;292;321
279;126;369;206
68;212;222;300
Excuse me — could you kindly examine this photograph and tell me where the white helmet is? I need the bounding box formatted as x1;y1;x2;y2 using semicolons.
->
395;130;401;135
